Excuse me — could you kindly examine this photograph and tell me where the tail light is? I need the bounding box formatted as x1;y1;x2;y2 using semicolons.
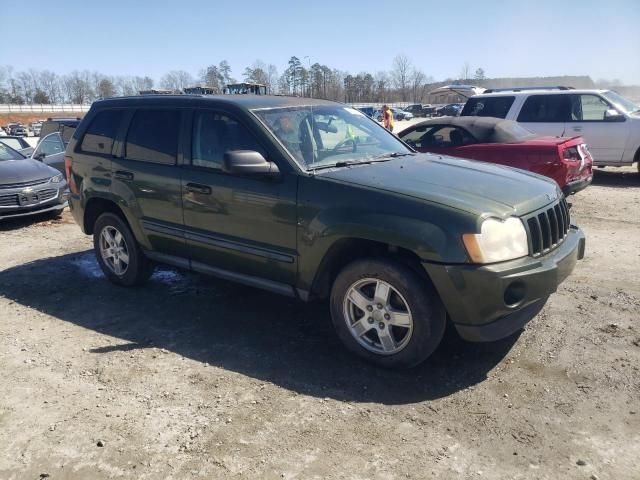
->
64;155;79;195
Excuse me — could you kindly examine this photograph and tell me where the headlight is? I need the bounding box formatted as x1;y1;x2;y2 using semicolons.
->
50;174;63;183
462;217;528;264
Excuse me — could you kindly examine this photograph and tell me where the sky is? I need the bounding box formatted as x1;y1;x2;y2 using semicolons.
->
3;0;640;84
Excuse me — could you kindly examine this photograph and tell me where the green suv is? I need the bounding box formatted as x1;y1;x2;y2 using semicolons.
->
66;95;585;368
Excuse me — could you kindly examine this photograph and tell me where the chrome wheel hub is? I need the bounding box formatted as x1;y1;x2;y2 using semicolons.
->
99;226;130;276
343;278;413;355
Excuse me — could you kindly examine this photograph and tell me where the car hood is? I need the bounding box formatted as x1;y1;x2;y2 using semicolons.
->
316;153;560;217
0;158;59;185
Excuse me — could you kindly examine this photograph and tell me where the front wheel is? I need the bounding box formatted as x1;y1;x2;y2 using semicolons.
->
93;213;153;286
330;258;446;368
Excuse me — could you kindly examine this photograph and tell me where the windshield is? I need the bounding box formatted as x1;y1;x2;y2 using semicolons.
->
602;91;639;114
0;143;26;161
252;105;412;169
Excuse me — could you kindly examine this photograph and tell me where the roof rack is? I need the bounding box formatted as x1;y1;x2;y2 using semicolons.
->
482;86;574;94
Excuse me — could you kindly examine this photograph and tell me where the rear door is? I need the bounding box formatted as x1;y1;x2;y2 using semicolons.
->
181;108;298;287
566;93;627;163
516;94;570;137
110;108;186;257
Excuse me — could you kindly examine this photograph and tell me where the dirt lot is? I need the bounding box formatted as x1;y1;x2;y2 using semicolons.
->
0;168;639;480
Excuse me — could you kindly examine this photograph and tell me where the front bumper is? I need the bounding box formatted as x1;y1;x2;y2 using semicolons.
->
423;226;585;342
562;175;592;195
0;185;69;221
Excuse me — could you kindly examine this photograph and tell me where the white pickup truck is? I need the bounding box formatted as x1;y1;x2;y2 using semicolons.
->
460;87;640;169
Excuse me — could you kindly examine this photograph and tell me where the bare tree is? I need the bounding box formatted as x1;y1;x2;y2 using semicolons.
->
391;54;412;101
410;68;427;103
460;61;471;81
160;70;194;92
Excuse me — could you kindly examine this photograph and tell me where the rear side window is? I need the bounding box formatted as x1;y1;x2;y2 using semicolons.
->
461;96;515;118
80;110;123;155
125;109;179;164
517;95;572;122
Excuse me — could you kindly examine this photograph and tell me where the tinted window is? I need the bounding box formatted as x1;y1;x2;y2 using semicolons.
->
191;111;264;169
80;110;123;155
461;96;515;118
125;110;179;164
36;133;64;157
517;95;572;122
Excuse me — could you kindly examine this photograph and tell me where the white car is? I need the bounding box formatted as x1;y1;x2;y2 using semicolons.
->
460;87;640;168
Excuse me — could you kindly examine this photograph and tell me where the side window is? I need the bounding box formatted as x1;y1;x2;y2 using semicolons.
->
80;110;123;155
517;95;572;122
572;95;610;121
191;111;264;169
125;109;179;164
461;96;515;118
36;133;64;157
422;126;474;147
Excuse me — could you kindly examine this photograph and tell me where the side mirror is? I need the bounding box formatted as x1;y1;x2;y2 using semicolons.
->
604;109;625;122
33;152;46;161
223;150;280;176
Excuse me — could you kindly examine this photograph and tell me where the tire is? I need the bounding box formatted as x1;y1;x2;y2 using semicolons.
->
93;212;153;286
330;258;446;368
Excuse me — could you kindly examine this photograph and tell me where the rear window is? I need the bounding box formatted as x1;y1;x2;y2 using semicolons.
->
461;96;515;119
80;110;123;155
125;109;179;165
517;95;572;122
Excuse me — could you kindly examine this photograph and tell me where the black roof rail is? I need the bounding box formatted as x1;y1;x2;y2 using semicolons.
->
482;86;575;94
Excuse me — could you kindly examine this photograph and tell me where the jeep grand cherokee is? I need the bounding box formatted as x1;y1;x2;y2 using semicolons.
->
65;95;585;368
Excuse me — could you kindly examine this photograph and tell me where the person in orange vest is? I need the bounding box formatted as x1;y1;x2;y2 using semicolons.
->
382;105;394;132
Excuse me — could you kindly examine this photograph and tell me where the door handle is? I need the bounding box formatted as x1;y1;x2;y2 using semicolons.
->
185;183;212;195
114;170;134;180
572;126;582;131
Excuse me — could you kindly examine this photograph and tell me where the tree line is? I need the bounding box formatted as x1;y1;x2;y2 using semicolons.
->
0;56;487;105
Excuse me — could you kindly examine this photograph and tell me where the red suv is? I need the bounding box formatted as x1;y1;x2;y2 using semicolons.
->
399;117;593;195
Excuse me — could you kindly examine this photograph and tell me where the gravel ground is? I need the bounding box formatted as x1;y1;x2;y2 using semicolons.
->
0;166;639;480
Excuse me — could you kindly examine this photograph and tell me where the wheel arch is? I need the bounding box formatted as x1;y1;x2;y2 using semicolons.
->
309;237;431;300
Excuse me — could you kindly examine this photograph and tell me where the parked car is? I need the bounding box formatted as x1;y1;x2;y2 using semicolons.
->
398;117;593;195
392;108;413;121
66;95;585;368
31;131;68;175
404;104;428;117
460;87;640;168
0;142;68;221
0;135;35;157
39;117;82;141
356;106;375;118
32;122;42;136
435;103;464;117
5;123;19;135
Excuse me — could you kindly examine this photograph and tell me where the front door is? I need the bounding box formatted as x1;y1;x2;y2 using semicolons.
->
181;109;298;286
565;93;628;164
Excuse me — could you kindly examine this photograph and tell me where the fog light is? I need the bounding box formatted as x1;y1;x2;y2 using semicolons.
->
504;281;526;307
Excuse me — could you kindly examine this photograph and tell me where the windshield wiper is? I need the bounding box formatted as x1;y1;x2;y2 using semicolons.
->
307;157;393;172
371;151;416;159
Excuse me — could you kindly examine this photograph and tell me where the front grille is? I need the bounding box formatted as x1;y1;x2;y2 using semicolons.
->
37;189;57;202
0;193;19;207
523;197;570;257
0;178;50;190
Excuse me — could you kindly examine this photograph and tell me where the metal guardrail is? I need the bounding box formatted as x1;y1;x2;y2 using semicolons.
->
0;104;91;113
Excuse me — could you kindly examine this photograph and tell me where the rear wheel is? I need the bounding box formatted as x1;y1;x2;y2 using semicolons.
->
330;258;446;368
93;213;153;286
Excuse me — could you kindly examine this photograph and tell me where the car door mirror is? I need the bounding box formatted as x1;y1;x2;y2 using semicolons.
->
33;152;46;161
223;150;280;177
604;109;625;122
